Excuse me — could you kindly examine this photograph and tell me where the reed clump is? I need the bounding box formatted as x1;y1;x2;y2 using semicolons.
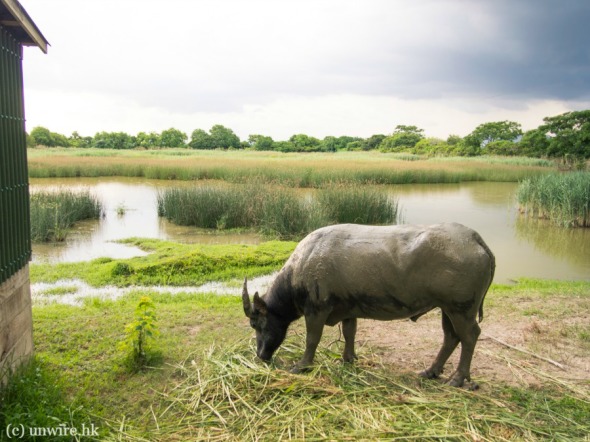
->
157;184;399;239
30;189;102;241
317;184;398;225
517;172;590;227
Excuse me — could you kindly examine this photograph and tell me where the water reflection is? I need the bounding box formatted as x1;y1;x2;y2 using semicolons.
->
29;178;590;283
514;216;590;270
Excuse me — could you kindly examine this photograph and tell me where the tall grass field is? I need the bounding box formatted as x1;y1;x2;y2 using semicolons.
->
28;148;554;186
157;184;398;239
30;189;102;241
517;172;590;227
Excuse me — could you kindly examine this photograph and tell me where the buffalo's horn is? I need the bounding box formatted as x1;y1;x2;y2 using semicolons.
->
242;277;252;318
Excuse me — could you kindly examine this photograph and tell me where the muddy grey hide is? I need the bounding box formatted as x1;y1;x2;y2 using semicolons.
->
242;222;495;388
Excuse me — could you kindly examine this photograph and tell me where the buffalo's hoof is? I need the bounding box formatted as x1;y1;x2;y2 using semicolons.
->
419;368;441;379
464;380;479;391
341;353;358;364
446;377;464;388
446;375;478;390
290;365;311;374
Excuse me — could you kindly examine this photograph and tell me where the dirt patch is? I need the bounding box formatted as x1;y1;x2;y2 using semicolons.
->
348;304;590;393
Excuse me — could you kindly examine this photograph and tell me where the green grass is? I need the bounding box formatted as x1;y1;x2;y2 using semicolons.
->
28;148;554;187
1;279;589;440
0;357;99;441
157;186;253;229
36;285;79;296
30;189;102;242
30;238;297;287
316;183;398;225
158;183;398;239
517;171;590;227
490;277;590;295
433;155;555;168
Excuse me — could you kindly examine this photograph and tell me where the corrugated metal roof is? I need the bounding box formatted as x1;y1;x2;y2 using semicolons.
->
0;0;48;53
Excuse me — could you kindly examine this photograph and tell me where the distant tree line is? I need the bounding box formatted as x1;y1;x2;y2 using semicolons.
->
27;110;590;160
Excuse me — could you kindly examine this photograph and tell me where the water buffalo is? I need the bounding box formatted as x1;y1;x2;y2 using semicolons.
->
242;222;495;388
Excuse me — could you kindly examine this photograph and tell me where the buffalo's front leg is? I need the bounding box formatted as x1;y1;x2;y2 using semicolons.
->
341;318;358;363
291;313;327;373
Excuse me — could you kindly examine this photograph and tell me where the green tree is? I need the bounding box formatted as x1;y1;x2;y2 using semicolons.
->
334;136;363;151
29;126;54;146
189;129;213;149
28;126;71;147
273;141;296;152
92;131;135;149
50;132;70;147
26;132;35;147
346;140;366;151
446;134;463;146
248;134;275;151
321;136;362;152
210;125;241;149
464;121;522;151
414;137;450;155
538;110;590;159
119;296;160;371
68;131;92;148
365;134;386;150
289;134;321;152
519;128;549;157
485;140;521;156
321;136;338;152
159;128;187;148
136;131;161;148
380;125;425;151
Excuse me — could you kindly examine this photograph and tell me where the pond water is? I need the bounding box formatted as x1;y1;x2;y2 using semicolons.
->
30;178;261;263
29;178;590;284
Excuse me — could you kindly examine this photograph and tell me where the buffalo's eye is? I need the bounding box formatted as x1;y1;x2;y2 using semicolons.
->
250;319;258;329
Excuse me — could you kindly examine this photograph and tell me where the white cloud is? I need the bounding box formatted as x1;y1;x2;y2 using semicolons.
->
26;87;579;142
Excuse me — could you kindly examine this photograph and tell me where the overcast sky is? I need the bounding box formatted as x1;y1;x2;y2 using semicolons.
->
20;0;590;141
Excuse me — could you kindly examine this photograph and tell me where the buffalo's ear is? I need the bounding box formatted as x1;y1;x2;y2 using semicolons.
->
253;292;267;315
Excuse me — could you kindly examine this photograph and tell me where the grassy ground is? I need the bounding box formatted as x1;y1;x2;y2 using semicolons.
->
28;148;554;186
2;240;589;441
30;239;297;287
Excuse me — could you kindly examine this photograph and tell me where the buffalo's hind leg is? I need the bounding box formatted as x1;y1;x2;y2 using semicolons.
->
420;312;460;380
445;313;481;389
341;318;358;363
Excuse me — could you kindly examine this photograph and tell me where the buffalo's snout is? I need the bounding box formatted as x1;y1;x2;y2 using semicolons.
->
257;350;272;363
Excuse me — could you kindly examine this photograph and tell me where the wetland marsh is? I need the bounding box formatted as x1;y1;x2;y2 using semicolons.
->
29;177;590;283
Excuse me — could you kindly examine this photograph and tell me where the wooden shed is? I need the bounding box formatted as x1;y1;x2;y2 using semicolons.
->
0;0;47;377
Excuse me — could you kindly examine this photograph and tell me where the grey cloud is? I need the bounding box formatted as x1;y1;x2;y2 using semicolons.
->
381;0;590;101
32;0;588;114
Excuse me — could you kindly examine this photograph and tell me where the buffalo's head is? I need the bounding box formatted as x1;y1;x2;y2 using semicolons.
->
242;278;288;362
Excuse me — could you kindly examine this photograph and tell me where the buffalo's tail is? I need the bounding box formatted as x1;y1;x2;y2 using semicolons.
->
474;232;496;323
